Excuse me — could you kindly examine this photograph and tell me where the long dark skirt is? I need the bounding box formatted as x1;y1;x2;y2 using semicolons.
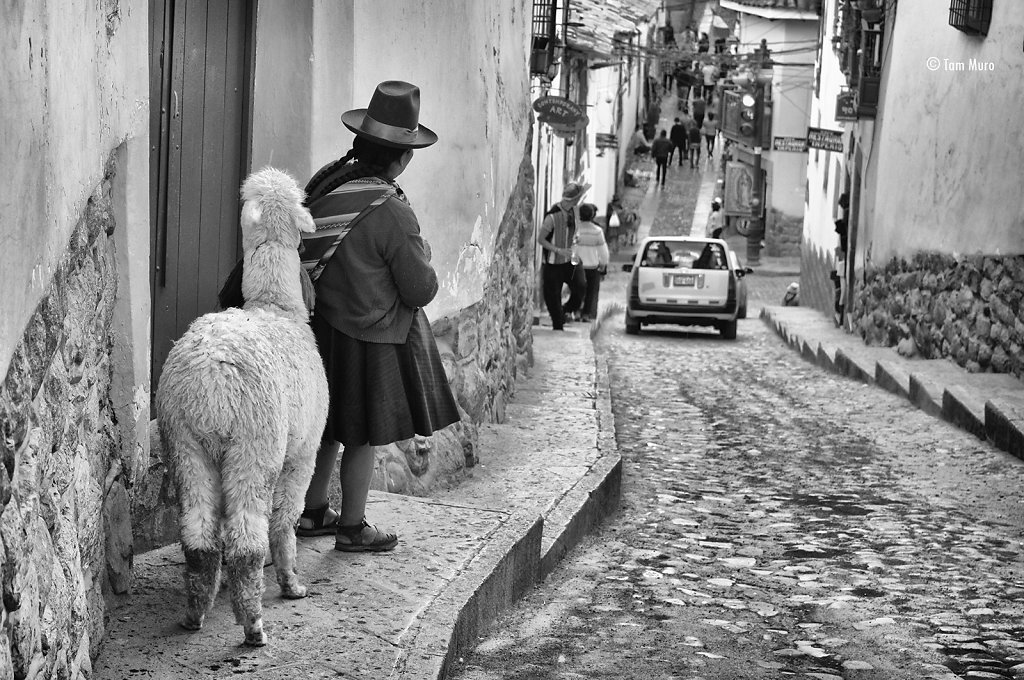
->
312;310;461;446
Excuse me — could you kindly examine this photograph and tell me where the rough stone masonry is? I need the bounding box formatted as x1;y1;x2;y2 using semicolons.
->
0;167;132;679
852;252;1024;378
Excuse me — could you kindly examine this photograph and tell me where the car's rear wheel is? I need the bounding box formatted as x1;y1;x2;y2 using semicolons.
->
625;313;641;335
720;319;738;339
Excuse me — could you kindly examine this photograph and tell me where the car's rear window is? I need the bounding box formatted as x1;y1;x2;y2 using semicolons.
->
640;240;727;270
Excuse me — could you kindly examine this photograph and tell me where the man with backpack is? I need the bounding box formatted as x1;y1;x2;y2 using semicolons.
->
537;182;589;330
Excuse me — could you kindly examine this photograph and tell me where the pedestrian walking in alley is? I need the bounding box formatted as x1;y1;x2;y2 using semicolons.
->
669;118;687;166
574;203;610;322
701;59;717;103
681;24;696;52
645;99;662;141
691;96;706;129
661;22;676;49
538;181;589;330
702;112;719;158
297;81;460;552
697;32;710;54
687;123;703;169
706;197;725;238
651;130;674;187
673;62;692;102
661;52;675;92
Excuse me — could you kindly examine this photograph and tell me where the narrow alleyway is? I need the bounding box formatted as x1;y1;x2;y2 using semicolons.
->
449;87;1024;680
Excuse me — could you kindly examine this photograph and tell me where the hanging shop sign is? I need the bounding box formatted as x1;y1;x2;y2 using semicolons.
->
595;132;619;149
773;136;808;153
807;126;844;153
532;95;589;133
835;91;858;121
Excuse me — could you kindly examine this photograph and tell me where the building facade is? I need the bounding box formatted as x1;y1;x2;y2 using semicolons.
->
530;0;659;235
803;0;1024;377
0;1;538;673
722;0;821;258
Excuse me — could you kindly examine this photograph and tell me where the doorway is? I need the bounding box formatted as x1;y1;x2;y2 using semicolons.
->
149;0;255;390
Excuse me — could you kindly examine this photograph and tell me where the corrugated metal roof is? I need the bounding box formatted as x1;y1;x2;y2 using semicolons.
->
567;0;662;58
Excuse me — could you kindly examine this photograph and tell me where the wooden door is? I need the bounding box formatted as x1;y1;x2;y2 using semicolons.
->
149;0;254;389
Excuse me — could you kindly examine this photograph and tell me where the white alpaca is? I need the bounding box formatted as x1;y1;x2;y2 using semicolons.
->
155;167;328;647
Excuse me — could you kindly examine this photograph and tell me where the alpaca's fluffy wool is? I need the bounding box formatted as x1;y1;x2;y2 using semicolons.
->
156;167;328;647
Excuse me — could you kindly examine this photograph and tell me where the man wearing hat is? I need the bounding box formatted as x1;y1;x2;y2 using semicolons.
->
296;81;460;552
538;181;590;330
706;197;725;238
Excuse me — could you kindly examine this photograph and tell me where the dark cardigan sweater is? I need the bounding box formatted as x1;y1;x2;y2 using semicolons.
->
307;179;438;344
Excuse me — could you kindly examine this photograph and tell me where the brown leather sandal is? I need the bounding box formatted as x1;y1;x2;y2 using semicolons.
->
334;518;398;552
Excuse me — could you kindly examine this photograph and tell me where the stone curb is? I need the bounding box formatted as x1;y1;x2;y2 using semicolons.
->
392;511;544;680
401;326;624;679
538;350;622;579
761;306;1024;462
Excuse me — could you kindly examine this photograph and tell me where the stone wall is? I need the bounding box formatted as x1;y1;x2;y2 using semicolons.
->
851;253;1024;378
766;208;802;258
352;141;536;496
0;171;131;677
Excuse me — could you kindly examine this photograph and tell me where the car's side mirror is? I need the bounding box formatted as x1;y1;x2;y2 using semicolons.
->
735;267;753;278
622;263;634;273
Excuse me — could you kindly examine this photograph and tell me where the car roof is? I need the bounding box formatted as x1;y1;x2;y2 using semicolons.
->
639;236;728;246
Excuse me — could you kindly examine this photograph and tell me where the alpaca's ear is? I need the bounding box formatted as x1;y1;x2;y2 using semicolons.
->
241;200;262;228
296;208;315;233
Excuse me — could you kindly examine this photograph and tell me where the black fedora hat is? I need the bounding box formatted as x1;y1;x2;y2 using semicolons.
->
341;81;437;149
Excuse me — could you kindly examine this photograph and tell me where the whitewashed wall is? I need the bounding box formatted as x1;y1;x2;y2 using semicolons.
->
734;14;817;220
803;0;849;260
352;1;534;319
0;1;149;382
865;0;1024;262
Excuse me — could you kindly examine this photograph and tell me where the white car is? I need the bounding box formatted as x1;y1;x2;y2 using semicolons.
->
622;236;751;338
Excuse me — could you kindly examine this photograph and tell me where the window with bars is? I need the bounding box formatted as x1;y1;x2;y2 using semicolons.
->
949;0;992;36
531;0;559;77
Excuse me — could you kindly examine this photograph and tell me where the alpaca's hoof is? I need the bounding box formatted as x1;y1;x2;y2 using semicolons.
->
243;629;268;647
179;616;204;631
281;582;307;600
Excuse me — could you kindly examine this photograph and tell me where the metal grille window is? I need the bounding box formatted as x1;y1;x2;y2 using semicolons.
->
949;0;992;36
531;0;559;77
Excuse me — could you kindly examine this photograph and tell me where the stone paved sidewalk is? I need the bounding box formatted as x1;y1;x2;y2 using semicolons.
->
762;305;1024;463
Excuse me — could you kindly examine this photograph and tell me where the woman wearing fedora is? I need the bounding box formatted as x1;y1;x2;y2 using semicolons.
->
296;81;460;552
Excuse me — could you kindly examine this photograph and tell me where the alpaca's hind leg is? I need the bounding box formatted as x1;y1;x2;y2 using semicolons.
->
181;548;222;631
223;550;268;646
222;439;276;647
172;433;224;632
269;435;319;599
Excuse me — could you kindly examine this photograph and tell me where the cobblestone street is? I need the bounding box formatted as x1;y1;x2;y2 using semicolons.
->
450;98;1024;676
449;291;1024;680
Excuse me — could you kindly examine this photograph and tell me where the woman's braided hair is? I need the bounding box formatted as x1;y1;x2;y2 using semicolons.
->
304;137;408;205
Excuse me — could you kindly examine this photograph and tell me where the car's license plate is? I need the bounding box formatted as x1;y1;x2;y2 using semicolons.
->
672;274;695;287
